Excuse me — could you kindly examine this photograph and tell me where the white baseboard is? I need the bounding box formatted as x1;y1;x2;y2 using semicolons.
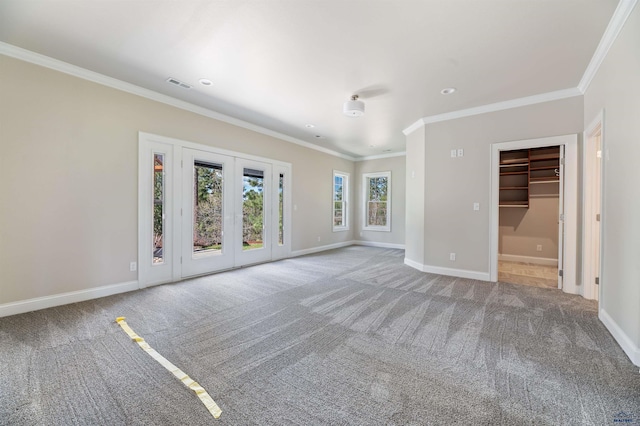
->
599;308;640;367
498;254;558;266
0;280;139;318
404;258;490;281
404;257;425;271
291;240;406;258
354;240;405;250
291;241;357;257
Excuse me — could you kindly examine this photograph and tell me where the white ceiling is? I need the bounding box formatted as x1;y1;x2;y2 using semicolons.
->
0;0;619;158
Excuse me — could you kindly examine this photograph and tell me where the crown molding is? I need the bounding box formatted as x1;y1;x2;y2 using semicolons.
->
355;151;406;162
402;119;426;136
402;87;582;136
0;42;356;162
578;0;638;93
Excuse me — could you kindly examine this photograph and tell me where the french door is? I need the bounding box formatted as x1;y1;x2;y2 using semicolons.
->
139;133;291;287
235;159;272;267
181;149;235;277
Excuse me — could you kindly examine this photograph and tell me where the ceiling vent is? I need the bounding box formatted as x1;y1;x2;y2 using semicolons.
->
166;77;191;89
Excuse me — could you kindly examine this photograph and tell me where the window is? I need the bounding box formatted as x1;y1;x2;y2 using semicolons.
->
363;171;391;232
278;173;284;245
333;171;349;231
152;153;165;264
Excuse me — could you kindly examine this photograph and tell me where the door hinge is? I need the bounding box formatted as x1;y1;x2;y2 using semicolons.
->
560;158;565;165
180;256;183;264
596;213;600;222
595;277;599;285
559;269;563;277
181;159;184;168
180;208;183;216
559;213;565;221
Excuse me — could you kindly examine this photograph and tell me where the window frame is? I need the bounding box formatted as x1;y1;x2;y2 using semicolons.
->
362;171;391;232
332;170;350;232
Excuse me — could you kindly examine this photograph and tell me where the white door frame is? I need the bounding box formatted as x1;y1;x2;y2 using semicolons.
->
583;111;605;301
557;144;565;290
138;132;292;287
489;134;578;294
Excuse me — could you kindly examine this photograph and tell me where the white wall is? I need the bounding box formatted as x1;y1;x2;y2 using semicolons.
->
404;126;426;265
0;55;355;306
583;3;640;365
499;184;560;261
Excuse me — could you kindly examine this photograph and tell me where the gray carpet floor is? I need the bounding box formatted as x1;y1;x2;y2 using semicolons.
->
1;246;639;425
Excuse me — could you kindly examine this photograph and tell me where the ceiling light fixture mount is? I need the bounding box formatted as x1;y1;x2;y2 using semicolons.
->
199;78;213;86
343;94;365;117
441;87;457;95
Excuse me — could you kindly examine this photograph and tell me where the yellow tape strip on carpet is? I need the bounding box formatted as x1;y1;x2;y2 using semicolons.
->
115;317;222;419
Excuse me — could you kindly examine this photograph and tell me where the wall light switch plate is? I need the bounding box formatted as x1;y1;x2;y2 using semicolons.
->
450;149;457;158
449;253;456;261
130;262;137;272
473;203;480;211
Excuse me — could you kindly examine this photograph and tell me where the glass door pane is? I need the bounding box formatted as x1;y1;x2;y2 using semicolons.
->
236;159;271;266
278;173;284;246
153;153;165;264
242;168;264;251
193;161;224;257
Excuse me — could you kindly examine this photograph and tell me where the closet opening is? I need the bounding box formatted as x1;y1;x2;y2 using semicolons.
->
498;146;563;289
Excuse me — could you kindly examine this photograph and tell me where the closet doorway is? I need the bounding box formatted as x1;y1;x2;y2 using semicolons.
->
497;146;563;289
489;134;579;295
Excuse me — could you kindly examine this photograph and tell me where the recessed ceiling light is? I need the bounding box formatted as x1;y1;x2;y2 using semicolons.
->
441;87;456;95
305;124;315;128
199;78;213;86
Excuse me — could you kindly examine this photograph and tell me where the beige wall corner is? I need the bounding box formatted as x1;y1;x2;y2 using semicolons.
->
584;2;640;365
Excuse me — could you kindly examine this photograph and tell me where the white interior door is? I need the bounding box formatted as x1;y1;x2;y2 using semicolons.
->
235;159;272;266
181;148;235;278
593;134;602;301
557;145;565;289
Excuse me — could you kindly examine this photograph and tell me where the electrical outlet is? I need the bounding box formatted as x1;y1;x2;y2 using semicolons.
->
536;245;542;252
130;261;137;272
359;231;363;237
450;149;457;158
450;253;456;261
317;236;321;242
457;148;464;157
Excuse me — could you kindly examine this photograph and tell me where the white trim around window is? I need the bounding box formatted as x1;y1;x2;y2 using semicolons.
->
333;170;349;231
362;171;391;232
